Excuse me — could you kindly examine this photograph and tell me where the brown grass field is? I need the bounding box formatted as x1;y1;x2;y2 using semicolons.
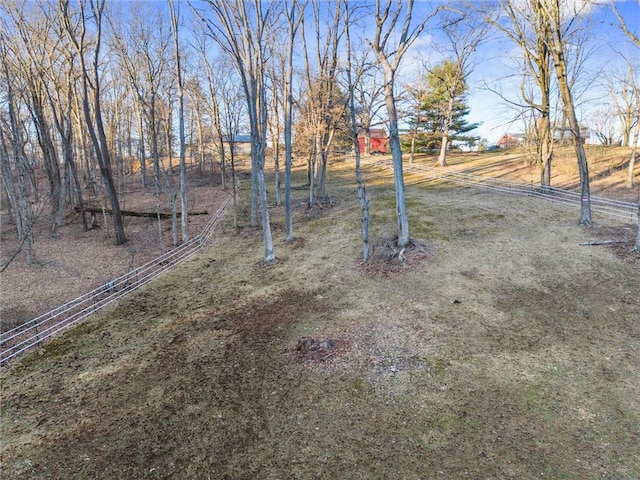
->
1;146;639;479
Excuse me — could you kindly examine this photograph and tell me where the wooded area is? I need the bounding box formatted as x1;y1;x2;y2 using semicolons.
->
1;2;639;476
1;0;638;267
75;206;208;218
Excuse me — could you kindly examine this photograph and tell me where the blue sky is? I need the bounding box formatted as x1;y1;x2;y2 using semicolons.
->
320;0;640;144
112;0;639;144
417;0;640;143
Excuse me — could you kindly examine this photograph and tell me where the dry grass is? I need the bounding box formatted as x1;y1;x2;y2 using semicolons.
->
413;144;639;203
1;153;639;479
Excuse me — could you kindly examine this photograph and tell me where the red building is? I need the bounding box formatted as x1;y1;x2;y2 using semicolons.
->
496;133;526;149
358;128;388;154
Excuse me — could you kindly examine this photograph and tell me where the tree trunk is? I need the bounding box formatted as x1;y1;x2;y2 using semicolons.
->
309;141;317;207
365;127;372;155
269;92;282;206
626;122;638;189
283;1;298;243
345;9;370;261
137;101;147;188
383;73;410;247
0;129;21;234
28;87;63;232
196;104;205;177
438;132;449;167
166;110;174;176
69;0;127;245
2;51;34;263
231;154;238;229
169;0;188;243
539;113;553;189
547;8;591;225
410;136;416;163
148;103;162;196
68;154;88;231
634;194;640;252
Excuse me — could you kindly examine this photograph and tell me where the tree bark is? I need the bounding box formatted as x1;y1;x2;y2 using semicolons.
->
169;0;188;243
62;0;127;244
283;0;300;243
634;194;640;252
438;131;449;167
544;1;592;225
383;75;411;248
368;0;439;248
626;122;638;189
345;5;370;261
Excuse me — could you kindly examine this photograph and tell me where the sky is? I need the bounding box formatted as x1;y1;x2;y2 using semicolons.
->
73;0;640;145
407;0;640;144
294;0;640;145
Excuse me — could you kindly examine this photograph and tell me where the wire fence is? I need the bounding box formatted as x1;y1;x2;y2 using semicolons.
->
1;192;233;365
2;162;636;365
369;160;638;223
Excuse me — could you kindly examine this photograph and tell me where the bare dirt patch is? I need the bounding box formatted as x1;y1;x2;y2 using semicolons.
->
1;159;639;479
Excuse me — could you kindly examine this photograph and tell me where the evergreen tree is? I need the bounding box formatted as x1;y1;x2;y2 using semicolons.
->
410;60;479;160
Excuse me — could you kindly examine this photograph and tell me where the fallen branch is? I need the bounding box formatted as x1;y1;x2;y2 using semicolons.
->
580;240;625;246
0;235;27;273
75;206;208;219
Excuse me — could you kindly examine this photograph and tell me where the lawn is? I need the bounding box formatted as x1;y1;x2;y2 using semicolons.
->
2;156;639;479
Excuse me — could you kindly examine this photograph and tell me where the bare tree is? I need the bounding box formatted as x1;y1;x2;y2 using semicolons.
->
590;105;622;146
263;23;290;208
609;0;640;189
283;0;304;242
299;0;345;205
3;3;67;232
0;37;35;263
433;11;488;167
540;0;592;225
610;0;640;49
344;3;371;261
41;26;89;231
110;3;177;249
109;3;171;198
196;0;276;262
605;64;639;149
194;33;227;186
168;0;188;242
493;0;555;188
350;48;386;156
368;0;441;248
59;0;126;244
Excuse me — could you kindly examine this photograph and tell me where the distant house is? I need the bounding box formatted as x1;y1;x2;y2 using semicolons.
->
496;133;526;149
222;134;252;155
552;124;590;144
358;128;388;154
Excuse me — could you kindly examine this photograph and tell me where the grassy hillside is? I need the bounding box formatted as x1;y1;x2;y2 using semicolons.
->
412;144;639;203
2;162;638;479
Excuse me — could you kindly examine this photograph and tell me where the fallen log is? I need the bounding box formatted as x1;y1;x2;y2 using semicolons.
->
579;240;625;246
75;206;208;219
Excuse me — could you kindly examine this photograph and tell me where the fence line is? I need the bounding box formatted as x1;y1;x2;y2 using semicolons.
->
369;161;638;222
3;164;636;364
1;192;234;365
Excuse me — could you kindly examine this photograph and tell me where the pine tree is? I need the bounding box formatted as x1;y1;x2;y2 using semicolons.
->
410;60;478;160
